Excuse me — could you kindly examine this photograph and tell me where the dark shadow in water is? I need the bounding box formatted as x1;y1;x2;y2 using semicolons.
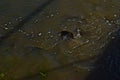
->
86;29;120;80
0;0;55;45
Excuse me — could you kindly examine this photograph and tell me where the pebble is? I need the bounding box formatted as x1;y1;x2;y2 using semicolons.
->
38;33;42;36
4;27;8;30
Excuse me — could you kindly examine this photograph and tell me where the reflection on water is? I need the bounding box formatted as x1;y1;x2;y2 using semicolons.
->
0;0;120;80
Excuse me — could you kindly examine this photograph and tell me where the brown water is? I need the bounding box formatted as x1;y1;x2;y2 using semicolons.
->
0;0;120;80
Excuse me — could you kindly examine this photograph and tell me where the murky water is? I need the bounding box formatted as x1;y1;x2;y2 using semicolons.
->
0;0;120;80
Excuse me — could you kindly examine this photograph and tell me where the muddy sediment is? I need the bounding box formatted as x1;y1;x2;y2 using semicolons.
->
0;0;120;80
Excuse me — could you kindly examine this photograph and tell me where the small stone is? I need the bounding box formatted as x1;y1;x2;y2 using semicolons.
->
111;36;115;39
4;27;8;30
34;20;39;23
114;14;117;17
8;22;12;24
19;16;22;19
4;24;7;26
48;31;51;34
50;14;54;17
50;35;53;38
38;33;42;36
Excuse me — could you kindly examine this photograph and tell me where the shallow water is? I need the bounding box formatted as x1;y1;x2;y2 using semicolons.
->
0;0;120;80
